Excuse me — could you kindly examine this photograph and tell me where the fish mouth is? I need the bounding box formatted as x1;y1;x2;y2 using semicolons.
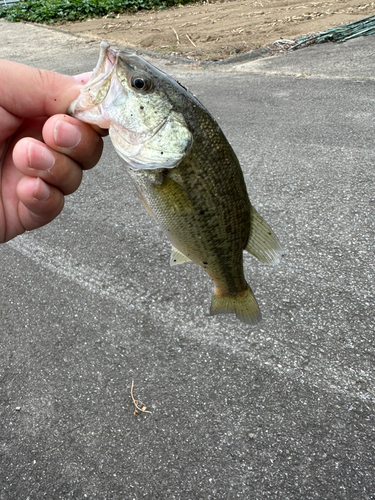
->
68;42;119;119
69;42;169;144
90;42;117;86
83;42;139;94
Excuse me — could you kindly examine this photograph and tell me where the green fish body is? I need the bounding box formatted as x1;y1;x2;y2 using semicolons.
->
69;42;281;324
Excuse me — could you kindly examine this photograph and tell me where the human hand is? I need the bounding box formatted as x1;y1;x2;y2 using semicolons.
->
0;59;105;243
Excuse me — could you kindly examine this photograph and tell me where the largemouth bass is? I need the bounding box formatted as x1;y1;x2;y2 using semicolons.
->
69;42;281;324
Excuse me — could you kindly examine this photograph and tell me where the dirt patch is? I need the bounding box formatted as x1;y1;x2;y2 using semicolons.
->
62;0;375;61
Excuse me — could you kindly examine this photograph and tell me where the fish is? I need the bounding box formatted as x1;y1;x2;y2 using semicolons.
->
68;42;281;325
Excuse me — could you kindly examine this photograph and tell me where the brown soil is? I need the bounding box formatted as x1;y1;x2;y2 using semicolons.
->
63;0;375;61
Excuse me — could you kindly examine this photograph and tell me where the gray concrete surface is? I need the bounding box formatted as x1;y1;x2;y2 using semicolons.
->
230;34;375;79
1;19;375;500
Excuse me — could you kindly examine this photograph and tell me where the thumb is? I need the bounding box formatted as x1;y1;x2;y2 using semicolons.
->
0;59;91;118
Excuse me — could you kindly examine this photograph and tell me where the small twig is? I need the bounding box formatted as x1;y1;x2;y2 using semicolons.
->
186;34;197;47
131;380;152;416
180;22;197;28
172;27;180;44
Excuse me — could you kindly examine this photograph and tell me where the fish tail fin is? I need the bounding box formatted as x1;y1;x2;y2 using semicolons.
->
210;285;262;325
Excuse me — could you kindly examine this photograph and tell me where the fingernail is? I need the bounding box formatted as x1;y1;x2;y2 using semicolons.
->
28;142;55;171
54;120;81;149
33;178;51;202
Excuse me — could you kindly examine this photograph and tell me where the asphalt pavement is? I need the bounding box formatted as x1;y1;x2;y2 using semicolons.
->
1;20;375;500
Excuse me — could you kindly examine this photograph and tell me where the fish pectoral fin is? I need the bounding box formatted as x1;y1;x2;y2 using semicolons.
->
134;186;154;217
245;206;282;265
210;285;262;325
170;246;191;266
154;177;193;215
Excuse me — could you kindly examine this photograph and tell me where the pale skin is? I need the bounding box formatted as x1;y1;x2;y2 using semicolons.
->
0;59;106;243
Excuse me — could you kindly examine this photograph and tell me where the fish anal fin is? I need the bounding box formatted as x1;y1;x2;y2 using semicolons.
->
245;206;282;265
210;285;262;325
170;246;191;266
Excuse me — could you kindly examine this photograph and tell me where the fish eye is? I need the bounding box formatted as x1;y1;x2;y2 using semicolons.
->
131;75;152;92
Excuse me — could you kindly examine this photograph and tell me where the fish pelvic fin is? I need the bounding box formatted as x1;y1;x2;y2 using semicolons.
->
210;285;262;325
245;206;282;265
170;246;191;266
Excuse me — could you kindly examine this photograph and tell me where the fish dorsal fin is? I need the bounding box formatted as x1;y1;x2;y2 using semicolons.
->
170;246;191;266
245;206;282;265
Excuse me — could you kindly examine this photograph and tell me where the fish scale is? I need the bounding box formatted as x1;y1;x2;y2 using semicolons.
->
69;42;281;324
